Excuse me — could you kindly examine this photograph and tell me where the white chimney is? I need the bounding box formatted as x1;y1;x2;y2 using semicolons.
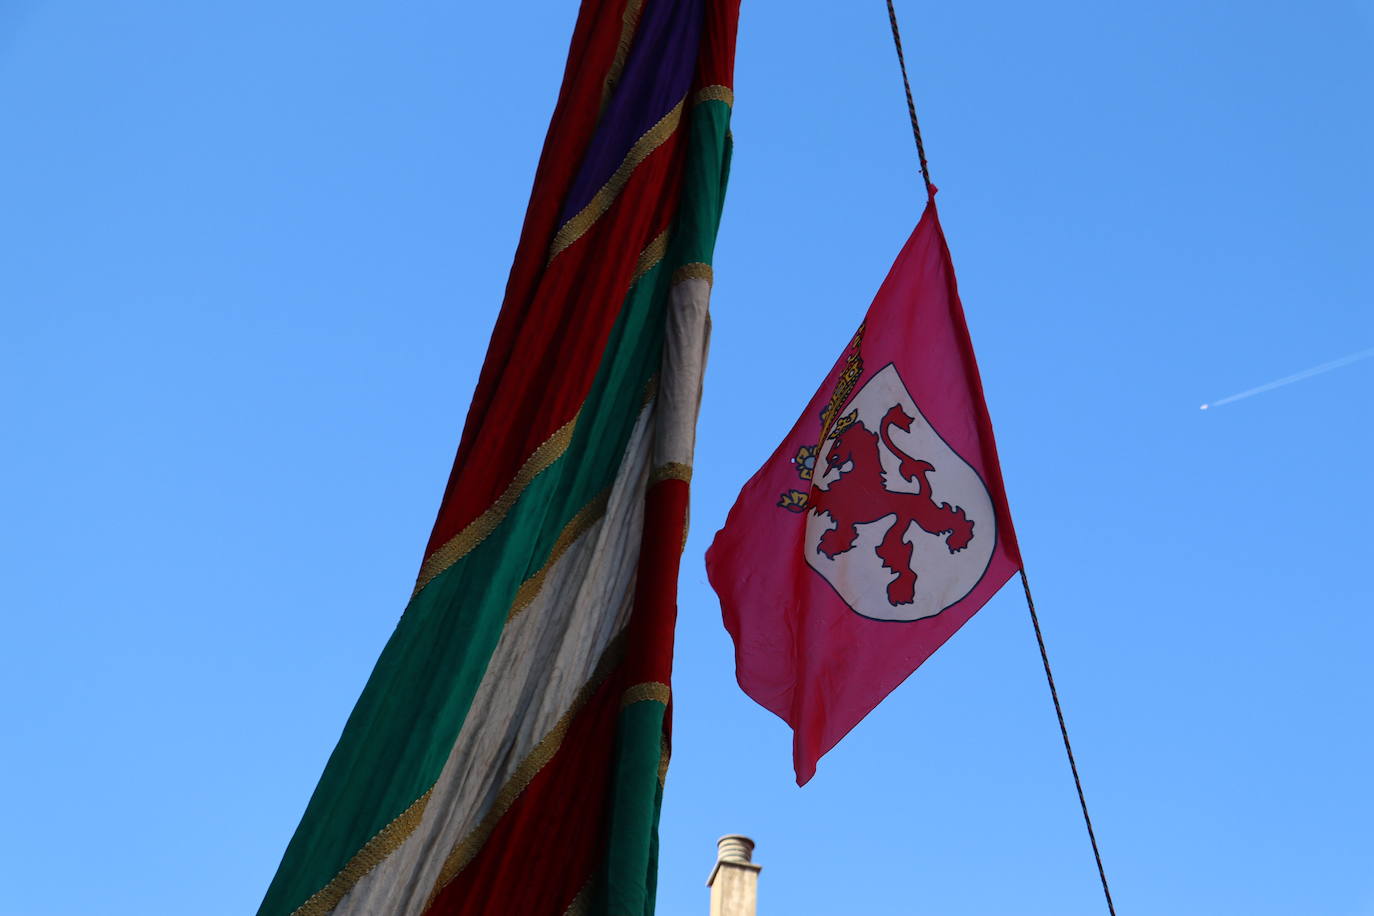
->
706;835;761;916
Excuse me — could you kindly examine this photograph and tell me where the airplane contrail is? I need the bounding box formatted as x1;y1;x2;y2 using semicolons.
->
1200;346;1374;410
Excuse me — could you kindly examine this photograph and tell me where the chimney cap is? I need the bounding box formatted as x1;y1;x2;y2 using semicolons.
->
707;834;762;886
716;835;755;864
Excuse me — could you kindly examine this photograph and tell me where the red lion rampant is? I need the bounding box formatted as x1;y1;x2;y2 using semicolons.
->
809;404;975;606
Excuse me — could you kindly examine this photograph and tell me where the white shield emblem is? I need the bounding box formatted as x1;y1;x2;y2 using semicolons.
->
804;363;997;622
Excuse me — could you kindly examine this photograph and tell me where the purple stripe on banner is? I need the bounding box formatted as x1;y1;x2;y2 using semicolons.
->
557;0;705;224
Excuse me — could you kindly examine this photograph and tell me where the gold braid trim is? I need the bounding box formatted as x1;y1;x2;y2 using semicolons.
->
289;787;434;916
620;681;670;708
508;489;611;622
413;413;579;597
658;734;671;788
600;0;646;113
693;84;734;107
548;99;685;262
563;881;593;916
672;262;713;286
423;635;628;907
631;229;671;286
816;323;866;449
649;462;692;486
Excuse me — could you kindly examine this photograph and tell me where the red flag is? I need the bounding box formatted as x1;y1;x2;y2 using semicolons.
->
706;195;1022;784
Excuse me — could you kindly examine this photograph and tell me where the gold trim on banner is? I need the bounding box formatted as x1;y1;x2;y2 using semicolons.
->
658;734;671;788
423;635;628;907
693;84;734;107
672;262;713;286
600;0;646;112
508;489;611;622
632;229;671;286
413;414;580;597
289;787;434;916
548;99;686;262
649;462;692;486
621;681;671;708
563;881;593;916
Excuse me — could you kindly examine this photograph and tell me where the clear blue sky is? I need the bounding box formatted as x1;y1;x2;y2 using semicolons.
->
3;2;1372;914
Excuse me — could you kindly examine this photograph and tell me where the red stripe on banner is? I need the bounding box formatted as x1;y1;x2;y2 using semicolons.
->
616;475;691;796
622;478;690;687
421;105;689;569
421;667;623;916
473;0;628;333
693;0;740;93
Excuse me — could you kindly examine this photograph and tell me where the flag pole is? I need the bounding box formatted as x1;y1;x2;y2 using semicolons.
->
882;4;1118;912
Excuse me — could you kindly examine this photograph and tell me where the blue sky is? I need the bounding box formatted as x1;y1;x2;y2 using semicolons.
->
3;1;1372;914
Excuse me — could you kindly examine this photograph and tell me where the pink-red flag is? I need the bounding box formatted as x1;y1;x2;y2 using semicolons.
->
706;195;1022;784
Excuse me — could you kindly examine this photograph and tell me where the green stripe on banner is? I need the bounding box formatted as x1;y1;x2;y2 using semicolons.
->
259;258;674;916
670;99;732;270
591;700;669;916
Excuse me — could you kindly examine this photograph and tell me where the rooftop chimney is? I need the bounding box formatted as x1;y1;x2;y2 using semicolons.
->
706;835;761;916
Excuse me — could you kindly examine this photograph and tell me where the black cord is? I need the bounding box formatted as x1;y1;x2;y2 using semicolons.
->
884;0;934;197
1020;569;1119;915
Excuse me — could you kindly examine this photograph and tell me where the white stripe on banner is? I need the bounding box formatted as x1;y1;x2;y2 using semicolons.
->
656;276;712;470
331;402;656;915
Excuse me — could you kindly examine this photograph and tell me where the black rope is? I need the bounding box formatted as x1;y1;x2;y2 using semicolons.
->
883;7;1116;907
1020;569;1119;915
883;0;933;198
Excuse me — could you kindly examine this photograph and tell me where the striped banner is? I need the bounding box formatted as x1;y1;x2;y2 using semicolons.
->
257;2;739;914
